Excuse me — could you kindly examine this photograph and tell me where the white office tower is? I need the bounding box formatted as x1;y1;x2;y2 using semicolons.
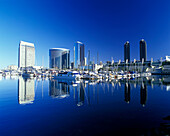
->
18;77;35;104
18;41;35;68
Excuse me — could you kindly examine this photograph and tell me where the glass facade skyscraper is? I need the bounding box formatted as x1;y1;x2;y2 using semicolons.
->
49;48;70;69
140;39;147;62
80;43;85;66
124;41;130;63
74;42;79;68
74;41;85;68
18;41;35;68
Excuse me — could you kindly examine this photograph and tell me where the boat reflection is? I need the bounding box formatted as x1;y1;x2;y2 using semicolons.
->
18;77;35;104
17;75;170;107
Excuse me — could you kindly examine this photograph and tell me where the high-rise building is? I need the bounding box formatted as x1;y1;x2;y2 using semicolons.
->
140;39;147;62
49;48;70;69
80;43;85;66
18;41;35;68
74;41;85;68
124;41;130;63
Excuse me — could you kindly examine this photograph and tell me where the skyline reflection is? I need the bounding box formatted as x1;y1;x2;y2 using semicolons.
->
17;76;170;106
10;75;170;136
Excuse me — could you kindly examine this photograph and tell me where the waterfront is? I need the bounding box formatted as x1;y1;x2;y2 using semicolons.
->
0;76;170;136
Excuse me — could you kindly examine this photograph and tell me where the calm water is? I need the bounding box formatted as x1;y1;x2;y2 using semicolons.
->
0;76;170;136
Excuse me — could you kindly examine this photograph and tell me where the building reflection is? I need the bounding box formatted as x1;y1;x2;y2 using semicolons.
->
124;83;130;103
162;76;170;91
49;79;86;106
49;80;70;99
140;82;147;106
166;86;170;91
18;77;35;104
16;75;170;106
76;82;85;106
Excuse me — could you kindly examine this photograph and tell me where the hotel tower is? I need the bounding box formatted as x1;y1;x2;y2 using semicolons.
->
18;41;35;68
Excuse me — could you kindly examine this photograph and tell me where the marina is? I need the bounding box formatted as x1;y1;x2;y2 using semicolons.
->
1;1;170;135
1;55;170;81
0;75;170;135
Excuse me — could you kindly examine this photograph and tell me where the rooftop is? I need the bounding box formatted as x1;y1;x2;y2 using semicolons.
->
76;41;83;44
50;48;70;51
20;41;34;47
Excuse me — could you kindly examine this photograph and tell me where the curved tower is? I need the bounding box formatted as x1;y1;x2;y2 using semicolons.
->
49;48;70;69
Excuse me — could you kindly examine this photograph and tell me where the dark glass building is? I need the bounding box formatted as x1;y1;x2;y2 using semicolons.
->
140;39;147;62
74;41;85;68
124;41;130;63
80;44;85;66
49;48;70;69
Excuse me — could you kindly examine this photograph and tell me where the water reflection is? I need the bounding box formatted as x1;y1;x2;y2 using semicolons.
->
49;79;70;99
141;115;170;135
140;82;147;106
18;77;35;104
8;75;170;136
49;79;86;106
17;75;170;106
76;82;85;106
124;83;130;103
162;76;170;91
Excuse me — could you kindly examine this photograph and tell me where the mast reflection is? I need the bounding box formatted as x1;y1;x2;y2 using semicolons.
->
18;77;35;104
16;75;170;107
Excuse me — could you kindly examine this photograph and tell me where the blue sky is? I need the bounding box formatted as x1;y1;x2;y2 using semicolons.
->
0;0;170;68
